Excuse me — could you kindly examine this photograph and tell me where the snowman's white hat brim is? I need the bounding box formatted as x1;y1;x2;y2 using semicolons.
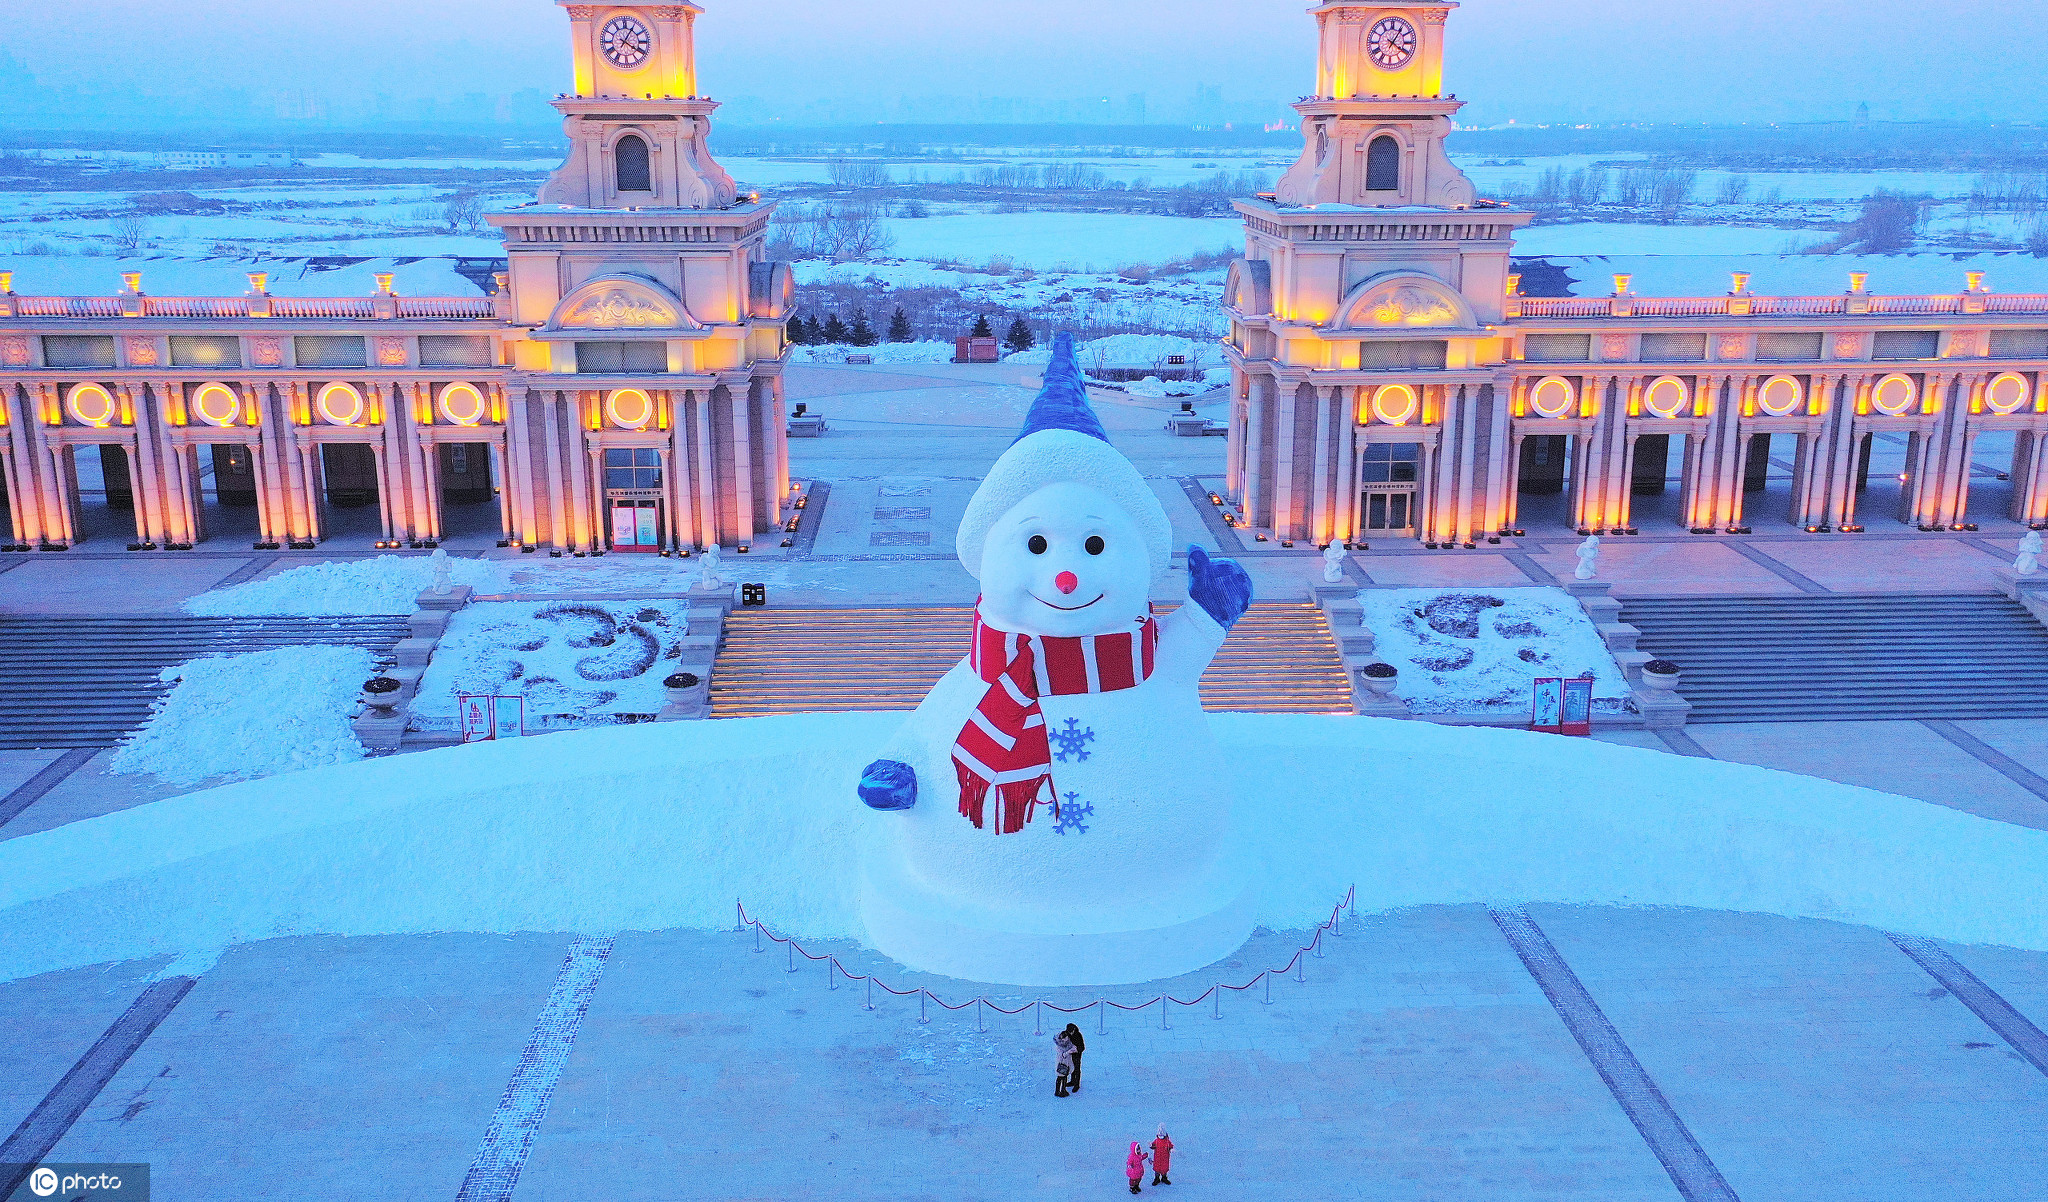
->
956;429;1173;583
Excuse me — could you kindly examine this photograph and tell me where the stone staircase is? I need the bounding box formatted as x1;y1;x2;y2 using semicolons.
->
0;615;413;749
708;602;1354;719
1620;593;2048;723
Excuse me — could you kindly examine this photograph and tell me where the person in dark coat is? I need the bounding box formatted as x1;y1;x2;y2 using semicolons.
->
1061;1022;1086;1091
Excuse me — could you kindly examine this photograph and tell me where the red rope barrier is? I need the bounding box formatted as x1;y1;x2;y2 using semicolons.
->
733;885;1357;1026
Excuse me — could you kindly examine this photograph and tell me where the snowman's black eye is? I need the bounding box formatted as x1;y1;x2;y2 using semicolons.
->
1028;535;1048;554
1085;536;1105;555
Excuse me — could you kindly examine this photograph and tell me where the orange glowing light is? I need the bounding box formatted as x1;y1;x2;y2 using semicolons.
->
316;382;367;426
193;382;240;427
65;383;116;428
605;388;654;430
438;382;487;427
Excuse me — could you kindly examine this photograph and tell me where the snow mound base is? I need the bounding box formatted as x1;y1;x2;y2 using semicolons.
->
8;714;2048;986
108;646;375;788
791;340;957;365
1360;588;1630;715
186;554;513;617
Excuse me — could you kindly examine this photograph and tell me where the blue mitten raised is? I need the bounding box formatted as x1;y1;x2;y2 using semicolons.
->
1186;544;1254;628
859;759;918;810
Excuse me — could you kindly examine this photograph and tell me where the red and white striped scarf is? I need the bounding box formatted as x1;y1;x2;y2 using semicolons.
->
953;605;1159;835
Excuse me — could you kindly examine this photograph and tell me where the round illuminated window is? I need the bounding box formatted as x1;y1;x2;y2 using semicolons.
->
192;383;240;427
1370;383;1418;426
605;388;654;430
316;382;366;426
1986;372;2031;415
438;382;487;427
65;383;116;428
1642;376;1690;418
1871;374;1918;416
1529;376;1577;419
1757;375;1804;417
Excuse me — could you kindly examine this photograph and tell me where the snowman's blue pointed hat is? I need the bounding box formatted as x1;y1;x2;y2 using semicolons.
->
957;332;1172;584
1013;332;1107;445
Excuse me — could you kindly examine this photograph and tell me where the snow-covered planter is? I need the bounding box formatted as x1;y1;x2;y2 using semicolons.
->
360;676;403;715
664;672;702;705
1641;659;1682;692
1360;662;1399;696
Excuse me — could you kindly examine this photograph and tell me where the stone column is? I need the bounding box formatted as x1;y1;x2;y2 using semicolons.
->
767;372;790;515
540;391;569;551
731;380;756;541
1244;374;1273;531
1334;388;1359;543
1308;385;1335;543
692;387;718;548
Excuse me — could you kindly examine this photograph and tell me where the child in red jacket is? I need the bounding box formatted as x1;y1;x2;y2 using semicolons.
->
1150;1126;1174;1185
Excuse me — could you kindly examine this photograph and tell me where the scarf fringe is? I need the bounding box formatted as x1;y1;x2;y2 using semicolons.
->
955;762;1050;835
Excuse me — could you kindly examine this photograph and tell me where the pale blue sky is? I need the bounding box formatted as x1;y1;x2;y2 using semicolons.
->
6;0;2045;126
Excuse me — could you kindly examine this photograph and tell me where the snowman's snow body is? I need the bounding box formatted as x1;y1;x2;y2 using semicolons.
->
857;337;1257;986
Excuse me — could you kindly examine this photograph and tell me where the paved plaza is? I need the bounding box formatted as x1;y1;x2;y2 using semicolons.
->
4;363;2048;1198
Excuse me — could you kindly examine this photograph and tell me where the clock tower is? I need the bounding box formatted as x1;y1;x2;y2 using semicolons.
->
1223;1;1533;546
487;1;793;556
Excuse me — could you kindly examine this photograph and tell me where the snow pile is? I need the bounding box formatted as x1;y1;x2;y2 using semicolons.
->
413;600;693;730
1359;588;1629;715
7;713;2048;986
185;555;514;616
791;340;957;365
1124;369;1230;398
1007;334;1220;369
108;646;374;788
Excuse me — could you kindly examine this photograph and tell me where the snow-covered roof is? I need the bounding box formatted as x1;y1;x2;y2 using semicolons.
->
1517;253;2048;300
0;255;491;298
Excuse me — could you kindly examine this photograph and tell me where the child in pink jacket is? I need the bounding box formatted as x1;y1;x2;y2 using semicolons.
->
1125;1141;1148;1193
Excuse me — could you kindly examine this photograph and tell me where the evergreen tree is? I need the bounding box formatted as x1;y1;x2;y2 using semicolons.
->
887;307;913;343
822;313;850;344
786;314;809;346
970;314;993;338
849;308;877;347
1004;318;1036;352
803;315;826;344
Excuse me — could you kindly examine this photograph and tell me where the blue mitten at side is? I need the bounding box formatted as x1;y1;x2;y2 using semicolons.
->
859;759;918;810
1186;544;1254;629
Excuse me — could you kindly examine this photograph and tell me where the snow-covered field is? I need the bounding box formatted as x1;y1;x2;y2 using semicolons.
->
5;713;2046;987
879;212;1244;272
186;554;513;617
1359;588;1630;716
413;600;693;731
109;646;373;787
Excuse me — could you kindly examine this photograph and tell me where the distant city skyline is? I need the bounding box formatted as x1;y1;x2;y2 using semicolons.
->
1;0;2043;131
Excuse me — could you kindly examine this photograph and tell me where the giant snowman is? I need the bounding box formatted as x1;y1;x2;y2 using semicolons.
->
856;334;1259;986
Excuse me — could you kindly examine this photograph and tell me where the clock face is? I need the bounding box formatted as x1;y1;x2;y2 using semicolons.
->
600;15;653;69
1367;16;1417;70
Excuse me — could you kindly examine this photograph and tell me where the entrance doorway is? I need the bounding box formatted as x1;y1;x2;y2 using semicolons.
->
603;448;664;552
1359;442;1420;537
66;444;137;545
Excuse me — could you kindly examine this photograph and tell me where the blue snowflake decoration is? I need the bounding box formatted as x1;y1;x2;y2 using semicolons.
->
1053;791;1093;835
1050;717;1095;763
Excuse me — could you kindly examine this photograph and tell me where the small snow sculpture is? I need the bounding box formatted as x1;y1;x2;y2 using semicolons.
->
1322;542;1346;583
698;543;723;588
1574;535;1601;581
2017;530;2043;576
429;548;453;595
853;333;1258;986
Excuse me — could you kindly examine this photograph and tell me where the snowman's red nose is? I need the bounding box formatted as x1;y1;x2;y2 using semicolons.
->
1055;571;1079;595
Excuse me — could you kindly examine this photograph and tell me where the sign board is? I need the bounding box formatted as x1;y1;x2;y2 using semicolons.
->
459;693;526;742
1531;676;1595;736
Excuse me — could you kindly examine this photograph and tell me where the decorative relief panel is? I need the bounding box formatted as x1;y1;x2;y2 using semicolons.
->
124;337;159;366
0;335;29;367
1832;332;1863;359
1600;334;1630;360
1717;334;1748;359
561;288;680;328
250;336;285;367
376;337;408;366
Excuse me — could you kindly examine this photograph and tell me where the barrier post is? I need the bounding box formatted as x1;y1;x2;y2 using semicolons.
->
1160;997;1170;1030
1296;953;1305;984
1315;930;1325;959
787;941;796;974
919;990;929;1025
977;999;985;1033
1097;999;1106;1035
1264;972;1272;1005
1333;908;1341;937
1349;886;1357;919
1034;1000;1042;1035
735;899;742;932
828;960;837;990
1213;986;1221;1020
865;977;874;1010
753;923;761;953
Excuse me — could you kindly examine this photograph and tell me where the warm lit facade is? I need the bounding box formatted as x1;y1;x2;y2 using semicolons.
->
1226;0;2048;546
0;1;792;557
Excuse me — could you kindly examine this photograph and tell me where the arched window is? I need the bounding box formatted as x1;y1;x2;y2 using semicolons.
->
615;134;652;193
1365;135;1400;193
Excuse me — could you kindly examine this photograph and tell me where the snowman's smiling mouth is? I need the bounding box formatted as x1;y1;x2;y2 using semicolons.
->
1032;592;1104;611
